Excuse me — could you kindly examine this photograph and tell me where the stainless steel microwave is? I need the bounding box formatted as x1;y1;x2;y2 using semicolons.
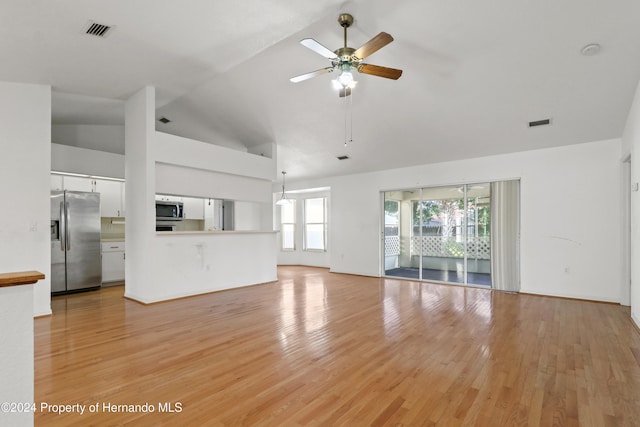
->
156;200;184;221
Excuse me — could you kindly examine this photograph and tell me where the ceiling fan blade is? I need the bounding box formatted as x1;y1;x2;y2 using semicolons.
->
290;67;334;83
339;87;352;97
300;38;339;59
353;32;394;59
358;63;403;80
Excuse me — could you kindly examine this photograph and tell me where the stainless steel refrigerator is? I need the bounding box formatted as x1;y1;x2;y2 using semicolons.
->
50;191;102;294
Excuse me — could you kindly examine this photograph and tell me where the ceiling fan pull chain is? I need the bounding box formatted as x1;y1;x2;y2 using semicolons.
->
349;88;354;145
344;89;348;147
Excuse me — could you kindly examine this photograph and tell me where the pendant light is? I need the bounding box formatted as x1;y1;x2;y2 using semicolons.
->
275;171;291;205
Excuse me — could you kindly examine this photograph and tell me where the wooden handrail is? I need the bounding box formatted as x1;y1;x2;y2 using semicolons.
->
0;271;45;287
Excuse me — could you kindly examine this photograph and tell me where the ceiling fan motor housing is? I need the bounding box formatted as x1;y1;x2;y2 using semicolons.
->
333;47;359;72
338;13;354;28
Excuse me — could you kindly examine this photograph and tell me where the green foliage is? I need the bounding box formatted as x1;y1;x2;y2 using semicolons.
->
384;200;399;215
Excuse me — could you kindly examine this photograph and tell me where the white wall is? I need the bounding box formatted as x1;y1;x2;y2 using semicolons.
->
155;131;274;182
51;143;125;179
234;201;265;231
0;80;51;427
0;81;51;316
288;139;623;303
156;162;271;203
52;124;124;154
275;190;331;268
622;81;640;328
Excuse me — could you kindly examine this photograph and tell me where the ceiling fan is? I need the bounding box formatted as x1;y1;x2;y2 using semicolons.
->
290;13;403;97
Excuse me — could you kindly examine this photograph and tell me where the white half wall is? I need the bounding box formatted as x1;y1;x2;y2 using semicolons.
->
309;139;622;303
622;80;640;328
52;124;124;154
155;131;275;182
0;285;34;427
0;81;51;316
127;232;277;303
156;162;272;203
51;143;125;179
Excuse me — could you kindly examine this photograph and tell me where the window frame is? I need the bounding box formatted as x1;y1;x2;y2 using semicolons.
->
280;200;296;251
303;197;327;252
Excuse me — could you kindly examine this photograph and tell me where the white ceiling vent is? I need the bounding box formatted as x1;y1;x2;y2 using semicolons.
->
528;118;551;128
83;21;113;38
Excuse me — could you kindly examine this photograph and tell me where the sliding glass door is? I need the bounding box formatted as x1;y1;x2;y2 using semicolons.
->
464;185;491;285
383;183;492;287
383;191;416;278
418;186;466;284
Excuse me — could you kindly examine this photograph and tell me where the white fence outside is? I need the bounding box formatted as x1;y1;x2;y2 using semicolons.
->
385;235;490;259
411;235;490;259
384;235;401;257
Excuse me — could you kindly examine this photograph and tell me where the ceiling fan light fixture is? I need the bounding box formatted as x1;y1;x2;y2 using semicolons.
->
336;70;357;89
290;13;401;97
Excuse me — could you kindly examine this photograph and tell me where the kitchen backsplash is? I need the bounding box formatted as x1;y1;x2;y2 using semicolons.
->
174;219;205;232
101;217;125;240
100;217;206;240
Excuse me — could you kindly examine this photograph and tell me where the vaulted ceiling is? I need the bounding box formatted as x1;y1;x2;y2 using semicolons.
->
3;0;640;181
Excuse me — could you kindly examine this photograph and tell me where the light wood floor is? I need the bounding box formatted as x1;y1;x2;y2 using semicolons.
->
35;266;640;426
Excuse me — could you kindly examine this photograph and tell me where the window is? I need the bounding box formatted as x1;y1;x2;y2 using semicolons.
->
304;197;327;251
280;200;296;250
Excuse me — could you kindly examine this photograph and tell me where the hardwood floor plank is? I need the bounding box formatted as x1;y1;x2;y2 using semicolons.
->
34;266;640;426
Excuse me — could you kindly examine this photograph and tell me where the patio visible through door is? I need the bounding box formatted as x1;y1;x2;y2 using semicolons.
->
383;183;494;287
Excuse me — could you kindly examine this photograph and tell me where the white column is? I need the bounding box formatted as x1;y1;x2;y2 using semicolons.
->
124;87;157;302
622;80;640;328
0;81;51;317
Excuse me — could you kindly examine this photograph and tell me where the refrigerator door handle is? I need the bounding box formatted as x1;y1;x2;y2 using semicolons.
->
60;201;66;251
65;202;71;251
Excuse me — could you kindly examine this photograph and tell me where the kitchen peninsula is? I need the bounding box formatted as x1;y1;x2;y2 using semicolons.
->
124;87;277;304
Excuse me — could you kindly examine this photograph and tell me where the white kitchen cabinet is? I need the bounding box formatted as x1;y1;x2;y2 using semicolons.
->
63;176;94;192
156;194;182;202
95;179;125;217
121;185;126;217
182;197;204;220
102;241;125;284
51;174;126;218
51;174;64;191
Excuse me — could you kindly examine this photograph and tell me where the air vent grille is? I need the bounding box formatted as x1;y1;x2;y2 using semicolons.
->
83;21;113;38
529;118;551;127
337;155;350;160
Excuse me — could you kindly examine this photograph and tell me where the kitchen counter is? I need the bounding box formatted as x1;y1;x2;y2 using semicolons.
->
102;237;125;242
0;270;45;287
156;230;277;236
